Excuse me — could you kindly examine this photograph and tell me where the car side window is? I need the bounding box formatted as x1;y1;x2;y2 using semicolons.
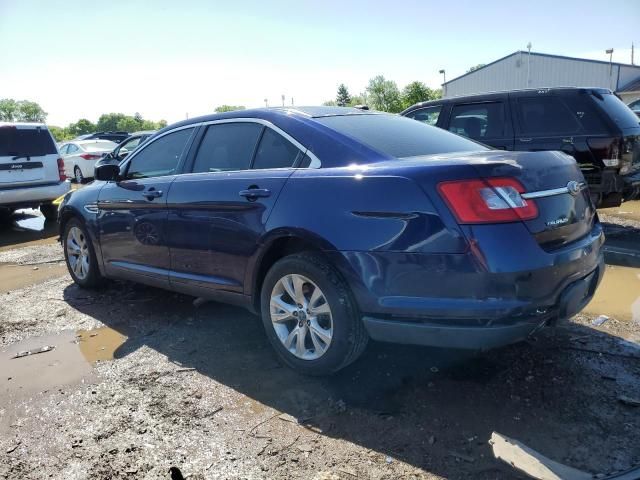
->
120;137;141;153
192;123;262;173
67;144;79;154
516;97;581;135
59;144;68;155
126;128;194;179
449;102;504;139
406;106;442;126
252;127;301;169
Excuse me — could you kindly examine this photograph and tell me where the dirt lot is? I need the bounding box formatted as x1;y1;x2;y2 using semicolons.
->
1;205;639;479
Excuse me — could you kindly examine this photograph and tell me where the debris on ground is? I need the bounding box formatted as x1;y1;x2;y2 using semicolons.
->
490;432;592;480
11;345;55;359
592;315;610;326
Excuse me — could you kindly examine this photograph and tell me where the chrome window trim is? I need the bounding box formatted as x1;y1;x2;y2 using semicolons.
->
521;182;586;200
123;118;321;174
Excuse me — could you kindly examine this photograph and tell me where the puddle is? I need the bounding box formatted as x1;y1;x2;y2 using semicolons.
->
0;331;95;434
584;265;640;322
600;200;640;222
76;326;127;363
0;263;68;293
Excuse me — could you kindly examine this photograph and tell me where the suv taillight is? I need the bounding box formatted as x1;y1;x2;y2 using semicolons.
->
438;177;538;224
80;153;101;160
57;158;66;181
587;137;621;168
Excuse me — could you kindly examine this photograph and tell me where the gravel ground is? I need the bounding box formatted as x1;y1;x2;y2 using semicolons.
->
1;229;640;479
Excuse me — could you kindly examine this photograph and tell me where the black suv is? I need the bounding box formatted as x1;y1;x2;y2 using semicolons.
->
402;88;640;207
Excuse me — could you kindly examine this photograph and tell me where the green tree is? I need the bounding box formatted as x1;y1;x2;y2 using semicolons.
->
366;75;402;112
348;94;367;107
15;100;47;122
48;126;73;142
336;84;351;107
214;105;246;113
96;113;126;132
157;119;168;128
116;116;141;132
0;99;19;121
68;118;95;136
401;81;440;109
466;63;486;73
322;100;337;106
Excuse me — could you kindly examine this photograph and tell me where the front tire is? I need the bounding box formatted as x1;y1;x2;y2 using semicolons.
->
40;203;58;222
260;252;368;375
62;218;103;288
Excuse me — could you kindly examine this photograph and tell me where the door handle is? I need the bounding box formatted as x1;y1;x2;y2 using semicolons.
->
143;189;163;200
518;138;533;142
239;188;271;200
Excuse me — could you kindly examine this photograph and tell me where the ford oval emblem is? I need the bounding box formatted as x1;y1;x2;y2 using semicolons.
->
567;181;581;196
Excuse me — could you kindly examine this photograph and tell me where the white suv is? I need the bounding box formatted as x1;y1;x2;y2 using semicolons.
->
0;123;71;220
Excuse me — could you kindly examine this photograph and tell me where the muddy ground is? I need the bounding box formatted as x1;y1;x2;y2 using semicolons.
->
1;206;639;480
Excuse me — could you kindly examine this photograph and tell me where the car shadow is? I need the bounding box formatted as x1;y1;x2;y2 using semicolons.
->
0;209;58;249
62;280;640;478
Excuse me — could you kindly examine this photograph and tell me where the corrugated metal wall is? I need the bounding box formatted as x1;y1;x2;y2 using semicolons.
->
444;53;640;98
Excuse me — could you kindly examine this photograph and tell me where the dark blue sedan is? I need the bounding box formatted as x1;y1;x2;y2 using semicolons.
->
58;107;604;375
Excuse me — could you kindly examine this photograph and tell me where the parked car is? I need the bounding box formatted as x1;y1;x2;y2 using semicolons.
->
58;107;604;375
402;88;640;208
103;130;156;163
75;131;130;144
628;99;640;118
59;140;117;183
0;122;70;220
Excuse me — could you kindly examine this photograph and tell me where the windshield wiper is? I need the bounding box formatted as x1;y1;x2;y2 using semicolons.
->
11;155;31;161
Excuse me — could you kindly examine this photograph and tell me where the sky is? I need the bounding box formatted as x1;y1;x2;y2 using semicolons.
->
0;0;638;126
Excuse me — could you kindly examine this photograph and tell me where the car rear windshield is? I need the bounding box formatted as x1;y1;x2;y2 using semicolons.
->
592;93;640;130
0;126;57;157
81;141;117;151
315;114;486;158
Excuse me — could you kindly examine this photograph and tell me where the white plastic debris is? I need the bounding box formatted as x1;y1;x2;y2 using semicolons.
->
592;315;609;326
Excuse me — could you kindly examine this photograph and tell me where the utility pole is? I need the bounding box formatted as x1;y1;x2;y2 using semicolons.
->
632;42;635;66
527;42;532;87
281;94;285;107
264;98;268;108
291;97;294;106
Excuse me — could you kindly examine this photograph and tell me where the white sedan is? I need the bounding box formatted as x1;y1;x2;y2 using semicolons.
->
59;140;117;183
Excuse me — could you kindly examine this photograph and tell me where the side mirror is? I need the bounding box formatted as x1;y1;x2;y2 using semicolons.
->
95;162;120;181
119;151;129;159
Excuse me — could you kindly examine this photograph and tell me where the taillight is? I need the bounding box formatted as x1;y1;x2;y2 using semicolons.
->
57;158;66;181
438;177;538;224
80;153;101;160
587;137;621;168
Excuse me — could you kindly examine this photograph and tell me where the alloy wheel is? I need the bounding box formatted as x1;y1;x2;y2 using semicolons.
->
66;226;90;280
270;274;333;360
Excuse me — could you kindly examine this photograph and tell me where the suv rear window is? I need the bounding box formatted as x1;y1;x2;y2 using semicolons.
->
592;92;640;130
0;126;57;157
515;97;581;135
316;114;485;158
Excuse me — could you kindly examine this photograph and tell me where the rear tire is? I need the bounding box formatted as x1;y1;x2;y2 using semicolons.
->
260;252;368;375
62;218;103;288
40;203;58;222
74;166;85;184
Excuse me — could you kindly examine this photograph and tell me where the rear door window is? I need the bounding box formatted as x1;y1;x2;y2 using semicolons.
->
448;102;505;139
515;97;581;135
0;126;57;157
126;128;194;179
252;128;301;169
67;144;80;154
405;106;442;126
192;123;262;173
591;92;640;130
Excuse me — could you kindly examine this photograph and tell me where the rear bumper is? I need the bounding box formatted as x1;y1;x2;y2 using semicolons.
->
361;257;604;349
330;222;605;350
0;181;70;208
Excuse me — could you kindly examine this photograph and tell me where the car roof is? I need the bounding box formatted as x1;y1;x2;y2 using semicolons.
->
131;130;157;135
0;122;48;128
401;87;613;113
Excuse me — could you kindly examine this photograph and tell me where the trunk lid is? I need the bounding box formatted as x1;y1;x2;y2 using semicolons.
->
460;150;595;249
0;124;59;187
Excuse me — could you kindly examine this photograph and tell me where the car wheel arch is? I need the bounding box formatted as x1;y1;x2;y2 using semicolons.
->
249;233;337;313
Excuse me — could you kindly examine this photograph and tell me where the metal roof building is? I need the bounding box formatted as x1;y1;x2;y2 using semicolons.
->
443;51;640;104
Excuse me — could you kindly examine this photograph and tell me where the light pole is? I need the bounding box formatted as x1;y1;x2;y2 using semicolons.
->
606;48;614;90
281;94;285;107
526;42;532;87
264;98;268;108
439;69;446;96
